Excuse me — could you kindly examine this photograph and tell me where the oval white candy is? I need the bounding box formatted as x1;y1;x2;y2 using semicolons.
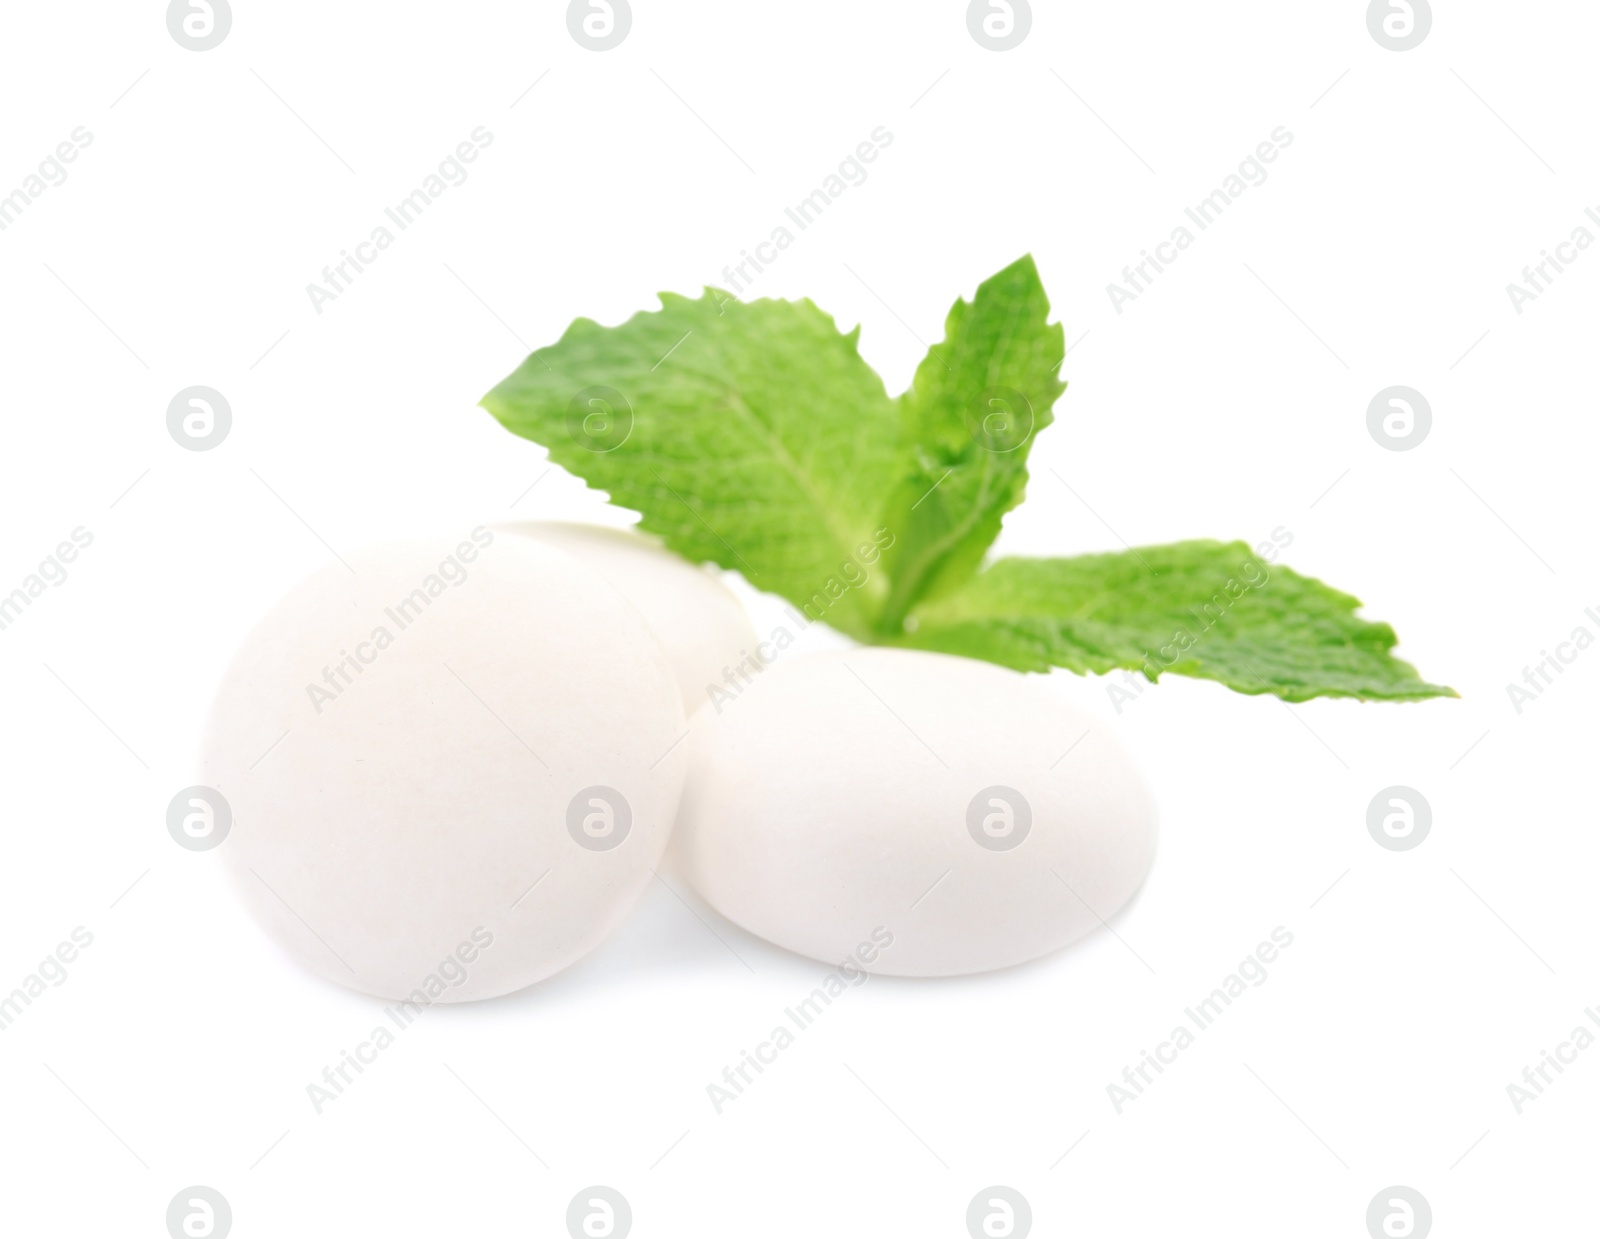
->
199;529;687;1001
672;647;1157;976
497;521;757;715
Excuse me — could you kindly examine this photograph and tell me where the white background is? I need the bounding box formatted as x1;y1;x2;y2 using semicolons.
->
1;1;1595;1235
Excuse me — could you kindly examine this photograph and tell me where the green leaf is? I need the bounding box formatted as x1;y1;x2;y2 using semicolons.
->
892;541;1457;702
481;289;904;639
481;263;1451;706
873;255;1067;635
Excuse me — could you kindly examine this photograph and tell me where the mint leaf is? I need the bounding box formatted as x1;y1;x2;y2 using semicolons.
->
482;290;903;638
481;263;1451;705
873;255;1066;635
892;541;1456;702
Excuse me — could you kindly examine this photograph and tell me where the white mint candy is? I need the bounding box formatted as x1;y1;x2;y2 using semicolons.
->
673;647;1158;976
497;521;758;715
200;528;687;1001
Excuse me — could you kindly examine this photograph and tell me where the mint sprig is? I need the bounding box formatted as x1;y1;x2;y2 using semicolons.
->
482;257;1454;703
874;256;1065;635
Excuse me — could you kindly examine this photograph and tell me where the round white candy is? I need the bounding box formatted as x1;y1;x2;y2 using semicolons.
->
673;648;1158;976
497;522;758;716
199;530;687;1001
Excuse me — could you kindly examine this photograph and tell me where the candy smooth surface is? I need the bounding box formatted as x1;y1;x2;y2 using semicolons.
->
497;521;758;715
200;529;687;1001
672;647;1158;976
